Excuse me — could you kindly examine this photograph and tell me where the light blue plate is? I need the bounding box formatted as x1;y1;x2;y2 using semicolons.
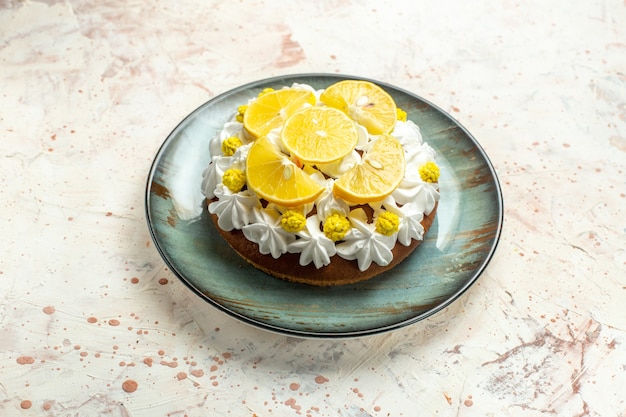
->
145;74;503;338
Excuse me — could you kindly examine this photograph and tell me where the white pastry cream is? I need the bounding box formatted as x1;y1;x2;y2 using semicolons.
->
201;83;440;271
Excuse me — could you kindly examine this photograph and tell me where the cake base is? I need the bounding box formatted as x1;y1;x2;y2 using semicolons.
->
208;202;438;286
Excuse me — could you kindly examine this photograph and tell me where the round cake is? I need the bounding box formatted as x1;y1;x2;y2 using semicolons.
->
201;80;441;286
208;201;438;286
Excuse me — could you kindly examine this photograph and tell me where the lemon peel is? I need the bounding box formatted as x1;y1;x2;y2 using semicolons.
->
236;105;248;123
280;210;307;233
375;211;400;236
222;168;246;193
221;136;243;156
419;161;440;183
258;87;275;97
323;213;351;242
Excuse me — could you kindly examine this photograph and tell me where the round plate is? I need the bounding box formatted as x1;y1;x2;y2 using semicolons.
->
145;74;503;338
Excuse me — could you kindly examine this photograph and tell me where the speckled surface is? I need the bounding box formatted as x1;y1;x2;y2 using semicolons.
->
1;1;625;416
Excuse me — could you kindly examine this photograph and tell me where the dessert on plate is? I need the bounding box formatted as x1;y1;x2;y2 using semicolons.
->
201;80;440;286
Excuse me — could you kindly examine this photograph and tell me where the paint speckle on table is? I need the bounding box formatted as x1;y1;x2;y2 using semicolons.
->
42;306;55;314
122;380;138;393
352;388;364;398
314;375;329;384
16;356;35;365
161;360;178;368
20;400;32;409
284;397;301;412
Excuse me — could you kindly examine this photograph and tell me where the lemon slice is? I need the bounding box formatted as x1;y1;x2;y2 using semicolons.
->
243;88;316;138
281;107;359;164
246;136;324;207
333;135;405;204
320;80;397;135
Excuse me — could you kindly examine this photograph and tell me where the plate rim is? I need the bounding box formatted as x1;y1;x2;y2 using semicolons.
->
145;72;504;338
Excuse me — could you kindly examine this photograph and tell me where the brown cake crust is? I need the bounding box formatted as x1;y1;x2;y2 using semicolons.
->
208;200;438;286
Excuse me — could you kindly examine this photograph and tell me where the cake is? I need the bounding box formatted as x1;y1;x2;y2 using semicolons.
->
201;80;440;286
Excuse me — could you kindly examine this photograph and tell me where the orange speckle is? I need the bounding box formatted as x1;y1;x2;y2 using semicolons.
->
109;319;120;326
122;379;138;393
160;360;178;368
284;397;301;411
314;375;329;384
43;306;55;314
20;400;32;409
16;356;35;365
